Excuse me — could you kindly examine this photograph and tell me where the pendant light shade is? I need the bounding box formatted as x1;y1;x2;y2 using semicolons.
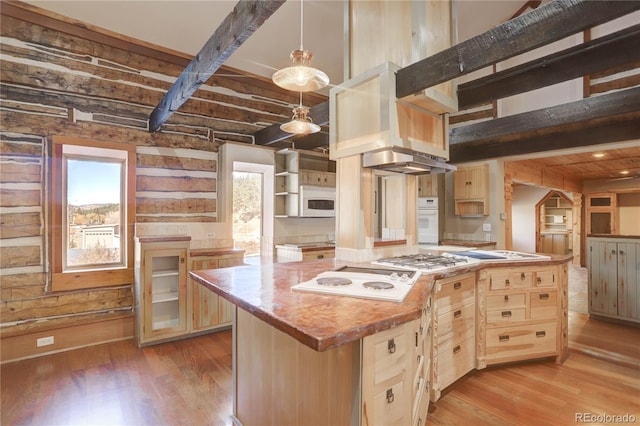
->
280;104;320;135
272;0;329;92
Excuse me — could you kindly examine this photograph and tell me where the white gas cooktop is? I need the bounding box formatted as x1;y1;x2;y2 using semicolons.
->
291;266;421;302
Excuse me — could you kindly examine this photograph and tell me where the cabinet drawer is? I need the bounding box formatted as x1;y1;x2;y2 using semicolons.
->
489;270;533;290
436;275;475;313
486;293;526;309
530;291;558;320
436;303;475;348
371;327;409;386
535;269;556;287
437;335;475;390
486;322;557;363
487;308;526;323
369;380;406;426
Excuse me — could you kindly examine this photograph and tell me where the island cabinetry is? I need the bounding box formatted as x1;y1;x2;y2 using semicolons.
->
134;237;190;347
454;164;489;216
482;265;565;365
430;273;475;402
189;249;245;330
588;237;639;323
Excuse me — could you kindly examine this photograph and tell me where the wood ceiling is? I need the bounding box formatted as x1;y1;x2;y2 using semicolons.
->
506;145;640;183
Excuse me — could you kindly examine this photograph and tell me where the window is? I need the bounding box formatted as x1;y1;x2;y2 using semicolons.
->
49;137;135;291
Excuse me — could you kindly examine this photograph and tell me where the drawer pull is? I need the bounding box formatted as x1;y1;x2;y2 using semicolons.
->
317;254;324;259
501;310;512;317
386;389;394;404
388;339;396;354
537;277;542;284
536;331;546;337
505;279;510;286
453;345;461;354
539;293;550;300
504;295;509;302
180;257;185;264
453;282;462;290
499;335;510;342
454;309;462;319
521;272;525;279
415;332;419;347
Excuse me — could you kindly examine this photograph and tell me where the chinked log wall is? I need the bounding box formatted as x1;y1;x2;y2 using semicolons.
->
0;4;320;361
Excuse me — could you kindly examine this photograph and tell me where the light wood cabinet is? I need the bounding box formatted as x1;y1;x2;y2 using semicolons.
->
586;193;617;235
134;237;190;347
538;192;572;255
362;295;432;425
275;148;335;217
481;265;566;366
430;273;475;402
190;249;245;330
454;165;489;216
417;174;438;197
588;237;639;323
540;232;569;255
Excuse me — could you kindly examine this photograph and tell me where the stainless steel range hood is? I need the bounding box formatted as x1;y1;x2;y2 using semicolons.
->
362;147;457;175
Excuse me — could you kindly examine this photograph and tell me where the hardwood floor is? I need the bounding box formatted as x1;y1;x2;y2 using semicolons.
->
2;266;639;426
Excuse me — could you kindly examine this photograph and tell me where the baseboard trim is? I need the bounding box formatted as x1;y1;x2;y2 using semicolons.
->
1;313;134;364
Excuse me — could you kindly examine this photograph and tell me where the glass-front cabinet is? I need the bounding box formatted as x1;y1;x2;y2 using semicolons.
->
586;193;617;235
135;237;190;347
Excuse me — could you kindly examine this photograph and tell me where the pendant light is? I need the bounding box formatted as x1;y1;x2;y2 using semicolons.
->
272;0;329;92
280;92;320;135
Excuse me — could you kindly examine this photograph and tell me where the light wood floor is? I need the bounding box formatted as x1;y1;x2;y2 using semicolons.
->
2;267;639;426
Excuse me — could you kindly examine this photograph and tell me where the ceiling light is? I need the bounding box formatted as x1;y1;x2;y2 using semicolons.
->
280;93;320;135
272;0;329;92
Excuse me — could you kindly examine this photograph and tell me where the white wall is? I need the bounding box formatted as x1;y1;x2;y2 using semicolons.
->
511;185;549;252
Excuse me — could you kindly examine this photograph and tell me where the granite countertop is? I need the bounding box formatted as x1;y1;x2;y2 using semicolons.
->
439;239;497;247
275;243;335;252
190;254;572;353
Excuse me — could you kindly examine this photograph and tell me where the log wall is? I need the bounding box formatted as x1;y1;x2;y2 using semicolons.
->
0;2;324;358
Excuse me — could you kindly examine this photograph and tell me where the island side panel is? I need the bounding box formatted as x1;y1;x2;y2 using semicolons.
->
235;307;357;425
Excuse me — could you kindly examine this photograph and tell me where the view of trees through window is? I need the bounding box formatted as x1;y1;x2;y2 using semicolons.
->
232;171;262;257
65;158;122;268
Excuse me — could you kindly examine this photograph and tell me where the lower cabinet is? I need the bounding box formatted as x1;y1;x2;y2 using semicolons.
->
588;237;639;323
430;273;475;402
481;265;565;366
190;249;245;330
134;238;244;347
361;295;432;426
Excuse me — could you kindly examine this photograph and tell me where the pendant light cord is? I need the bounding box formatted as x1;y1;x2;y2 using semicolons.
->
299;0;304;51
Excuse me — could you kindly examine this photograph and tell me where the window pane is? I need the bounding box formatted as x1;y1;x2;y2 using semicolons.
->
65;158;122;269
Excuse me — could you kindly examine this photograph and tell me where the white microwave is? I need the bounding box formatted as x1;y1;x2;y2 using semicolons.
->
299;185;336;217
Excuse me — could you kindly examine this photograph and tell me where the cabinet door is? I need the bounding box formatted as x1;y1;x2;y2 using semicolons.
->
589;241;618;315
617;243;639;320
143;248;188;339
191;258;220;330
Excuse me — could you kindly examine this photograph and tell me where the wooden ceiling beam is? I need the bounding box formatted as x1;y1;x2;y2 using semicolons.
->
457;24;640;110
449;87;640;163
396;0;640;99
254;100;329;146
450;86;640;146
148;0;286;132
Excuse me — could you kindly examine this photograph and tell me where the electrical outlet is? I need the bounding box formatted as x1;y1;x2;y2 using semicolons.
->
207;232;215;238
485;233;492;242
37;336;54;347
482;223;491;232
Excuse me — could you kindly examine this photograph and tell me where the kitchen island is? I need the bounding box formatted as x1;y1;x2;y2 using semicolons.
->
190;254;571;426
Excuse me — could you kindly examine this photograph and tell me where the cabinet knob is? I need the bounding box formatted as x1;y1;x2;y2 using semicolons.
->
453;282;462;290
505;279;510;286
504;295;509;302
521;272;525;279
386;389;395;404
387;338;396;354
180;258;185;264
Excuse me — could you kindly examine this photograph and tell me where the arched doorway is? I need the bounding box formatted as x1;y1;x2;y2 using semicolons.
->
535;190;573;255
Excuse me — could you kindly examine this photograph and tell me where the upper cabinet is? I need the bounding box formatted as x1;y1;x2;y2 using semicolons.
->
418;174;438;197
586;193;617;235
537;191;573;255
454;165;489;216
275;148;336;218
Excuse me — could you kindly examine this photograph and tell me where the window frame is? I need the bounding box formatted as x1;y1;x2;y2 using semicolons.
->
48;136;136;292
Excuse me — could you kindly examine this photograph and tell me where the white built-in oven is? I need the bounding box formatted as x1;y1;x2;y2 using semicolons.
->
299;185;336;217
418;197;438;244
